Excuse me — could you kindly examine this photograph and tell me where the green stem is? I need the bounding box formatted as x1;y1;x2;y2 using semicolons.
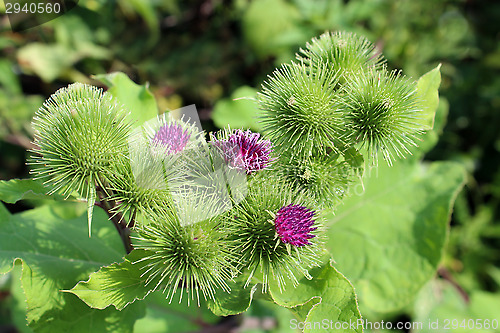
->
95;186;134;254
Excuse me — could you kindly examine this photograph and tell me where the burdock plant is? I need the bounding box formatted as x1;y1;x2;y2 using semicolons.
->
29;30;435;325
31;83;132;235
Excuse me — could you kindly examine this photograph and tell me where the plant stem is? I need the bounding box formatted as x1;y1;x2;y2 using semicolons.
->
438;267;469;303
95;186;134;254
6;133;40;151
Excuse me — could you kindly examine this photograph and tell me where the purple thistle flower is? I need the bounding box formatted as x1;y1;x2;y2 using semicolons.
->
211;129;274;174
152;123;191;155
274;204;317;247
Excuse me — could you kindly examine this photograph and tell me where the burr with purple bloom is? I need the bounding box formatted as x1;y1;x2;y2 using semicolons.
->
274;204;317;247
211;129;274;174
152;122;191;155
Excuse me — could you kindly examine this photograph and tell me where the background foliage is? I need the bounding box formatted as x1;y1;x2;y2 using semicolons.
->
0;0;499;332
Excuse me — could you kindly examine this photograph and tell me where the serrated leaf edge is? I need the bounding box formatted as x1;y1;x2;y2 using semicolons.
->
1;258;36;327
417;63;442;130
207;283;259;316
0;178;76;204
269;259;364;333
63;256;153;311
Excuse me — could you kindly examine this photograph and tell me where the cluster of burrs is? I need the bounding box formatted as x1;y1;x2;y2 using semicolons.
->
258;31;424;207
30;31;424;305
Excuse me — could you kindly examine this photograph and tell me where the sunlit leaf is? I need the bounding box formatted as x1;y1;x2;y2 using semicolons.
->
211;86;262;131
0;205;145;332
94;72;158;127
270;260;363;333
0;179;67;203
416;64;442;130
327;160;465;312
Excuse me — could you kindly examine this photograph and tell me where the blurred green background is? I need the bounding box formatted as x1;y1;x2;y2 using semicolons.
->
0;0;499;332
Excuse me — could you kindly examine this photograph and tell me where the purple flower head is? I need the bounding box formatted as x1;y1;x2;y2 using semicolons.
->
152;122;191;155
211;129;274;174
274;204;317;247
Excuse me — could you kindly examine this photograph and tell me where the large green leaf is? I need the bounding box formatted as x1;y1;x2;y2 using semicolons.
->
469;291;500;323
211;86;262;131
67;249;153;310
207;277;257;316
134;289;220;333
326;160;465;313
94;72;158;127
9;263;34;333
269;260;363;333
0;205;145;332
0;179;66;203
0;201;10;221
